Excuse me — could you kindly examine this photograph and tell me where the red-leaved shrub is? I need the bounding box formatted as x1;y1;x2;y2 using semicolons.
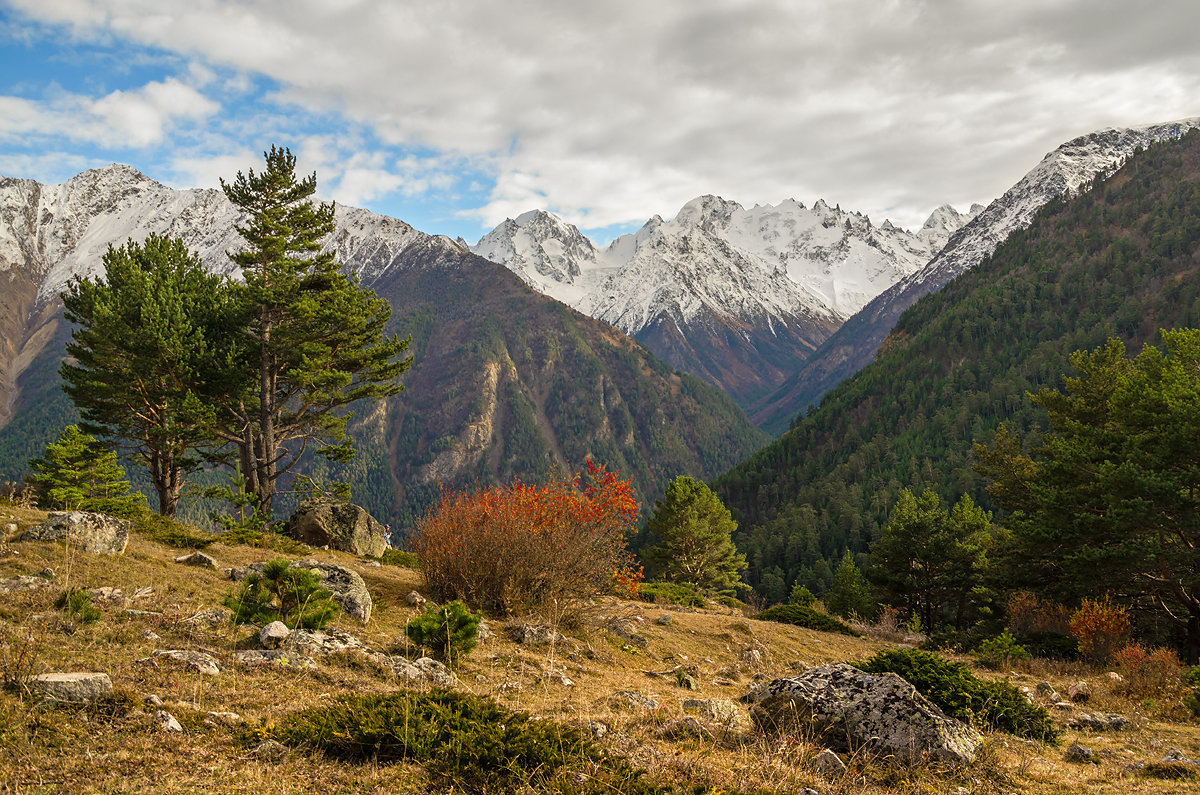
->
1069;597;1132;664
1111;642;1183;695
1007;590;1073;635
410;461;643;617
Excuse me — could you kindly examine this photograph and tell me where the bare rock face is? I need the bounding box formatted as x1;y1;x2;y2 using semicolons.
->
742;663;982;765
31;672;114;704
23;512;129;555
287;500;388;557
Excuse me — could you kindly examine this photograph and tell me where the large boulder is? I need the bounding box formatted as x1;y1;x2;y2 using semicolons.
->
742;663;983;765
287;500;388;557
23;512;130;555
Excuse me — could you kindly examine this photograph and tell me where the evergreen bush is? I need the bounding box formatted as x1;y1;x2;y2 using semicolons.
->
638;581;708;608
858;648;1059;742
405;601;481;664
974;630;1031;669
754;604;860;637
224;559;338;629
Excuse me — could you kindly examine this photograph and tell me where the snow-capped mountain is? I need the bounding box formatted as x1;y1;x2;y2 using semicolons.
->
0;163;461;306
471;194;976;405
752;116;1200;433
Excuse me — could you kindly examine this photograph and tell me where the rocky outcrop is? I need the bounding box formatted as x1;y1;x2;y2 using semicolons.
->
30;672;113;704
742;663;982;765
23;512;129;555
287;500;389;557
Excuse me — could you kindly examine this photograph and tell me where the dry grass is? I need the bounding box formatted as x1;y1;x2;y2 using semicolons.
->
2;504;1199;793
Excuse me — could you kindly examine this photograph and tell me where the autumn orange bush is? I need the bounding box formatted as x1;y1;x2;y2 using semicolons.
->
1006;590;1073;635
410;461;643;617
1069;597;1132;664
1112;642;1184;695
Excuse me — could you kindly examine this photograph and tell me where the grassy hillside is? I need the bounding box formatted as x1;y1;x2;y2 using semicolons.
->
715;130;1200;600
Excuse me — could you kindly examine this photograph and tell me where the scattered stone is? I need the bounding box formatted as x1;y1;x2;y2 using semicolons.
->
233;649;316;669
1069;712;1131;732
361;560;381;567
1064;744;1098;764
413;657;458;687
813;748;847;777
2;522;17;537
1035;682;1061;702
712;677;736;687
676;670;699;690
0;574;54;593
295;559;374;624
144;694;163;706
30;672;113;704
155;710;183;733
1105;671;1124;683
508;623;563;646
1051;701;1074;711
740;647;764;668
259;621;291;649
575;720;608;739
287;500;389;557
1161;748;1200;767
89;586;123;601
611;690;659;711
742;663;983;765
175;551;217;568
682;698;740;725
37;567;54;579
23;511;130;556
1068;681;1092;703
282;627;366;658
153;650;221;676
142;629;161;642
184;608;233;628
655;614;673;626
654;717;712;741
476;617;493;642
544;669;575;687
605;617;648;648
204;711;242;726
251;739;290;761
405;590;427;608
122;609;159;618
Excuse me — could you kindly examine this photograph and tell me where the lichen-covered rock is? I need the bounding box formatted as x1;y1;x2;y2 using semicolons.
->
31;672;113;704
683;698;741;725
287;500;388;557
508;623;563;646
742;663;983;765
654;717;712;741
1068;681;1092;703
605;617;648;648
1065;744;1098;764
1069;712;1131;731
153;649;221;676
23;512;129;555
611;690;659;711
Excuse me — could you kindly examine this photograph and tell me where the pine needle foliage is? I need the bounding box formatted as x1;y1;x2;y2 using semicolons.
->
405;601;481;665
754;603;860;637
29;425;145;517
224;559;338;629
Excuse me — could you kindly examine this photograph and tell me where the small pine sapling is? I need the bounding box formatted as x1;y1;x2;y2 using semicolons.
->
405;600;482;665
225;559;339;629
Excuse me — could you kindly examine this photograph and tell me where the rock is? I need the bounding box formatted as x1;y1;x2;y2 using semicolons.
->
204;711;242;726
1069;712;1131;732
654;717;712;741
655;614;673;626
233;649;316;669
144;694;163;706
287;500;388;557
405;590;427;608
251;739;290;761
742;663;983;765
682;698;740;725
813;747;847;776
740;647;764;668
575;720;608;739
476;617;493;642
142;629;161;641
1035;682;1061;702
1065;744;1098;764
183;608;233;628
0;574;54;593
153;650;221;676
1068;681;1091;702
611;690;659;711
676;671;699;690
1160;748;1200;767
729;620;754;635
1106;671;1124;683
30;672;113;704
545;669;575;687
605;617;648;648
282;627;366;658
291;559;374;624
413;657;458;687
508;623;563;646
259;621;291;649
23;511;130;555
174;551;217;568
154;710;183;733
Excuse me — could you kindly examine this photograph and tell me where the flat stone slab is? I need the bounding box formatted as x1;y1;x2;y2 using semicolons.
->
31;672;114;704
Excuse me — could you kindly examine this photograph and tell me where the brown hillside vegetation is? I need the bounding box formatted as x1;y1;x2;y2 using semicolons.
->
2;508;1199;793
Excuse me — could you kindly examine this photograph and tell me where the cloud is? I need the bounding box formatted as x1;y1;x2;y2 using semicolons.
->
7;0;1200;235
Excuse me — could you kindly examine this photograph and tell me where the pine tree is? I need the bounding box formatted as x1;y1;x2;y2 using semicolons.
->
59;234;233;516
29;426;145;517
824;552;875;620
642;476;747;590
216;146;412;513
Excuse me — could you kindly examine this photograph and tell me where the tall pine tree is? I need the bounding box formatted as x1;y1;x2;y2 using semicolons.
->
642;476;747;590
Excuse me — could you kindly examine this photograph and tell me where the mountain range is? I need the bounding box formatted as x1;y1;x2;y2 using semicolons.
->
0;165;767;526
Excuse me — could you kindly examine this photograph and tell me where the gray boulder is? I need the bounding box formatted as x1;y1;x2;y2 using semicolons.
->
287;500;388;557
31;672;113;704
24;512;129;555
152;650;221;676
742;663;983;765
260;621;291;649
508;623;563;646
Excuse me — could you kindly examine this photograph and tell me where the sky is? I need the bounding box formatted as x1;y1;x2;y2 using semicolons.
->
1;1;1198;245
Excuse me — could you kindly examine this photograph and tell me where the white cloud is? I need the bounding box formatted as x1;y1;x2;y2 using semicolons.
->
6;0;1200;234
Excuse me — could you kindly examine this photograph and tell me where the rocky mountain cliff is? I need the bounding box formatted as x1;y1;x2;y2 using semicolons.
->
751;117;1200;433
0;166;767;527
471;196;974;407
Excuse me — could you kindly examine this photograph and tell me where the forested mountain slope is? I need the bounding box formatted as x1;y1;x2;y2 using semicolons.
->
715;130;1200;600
